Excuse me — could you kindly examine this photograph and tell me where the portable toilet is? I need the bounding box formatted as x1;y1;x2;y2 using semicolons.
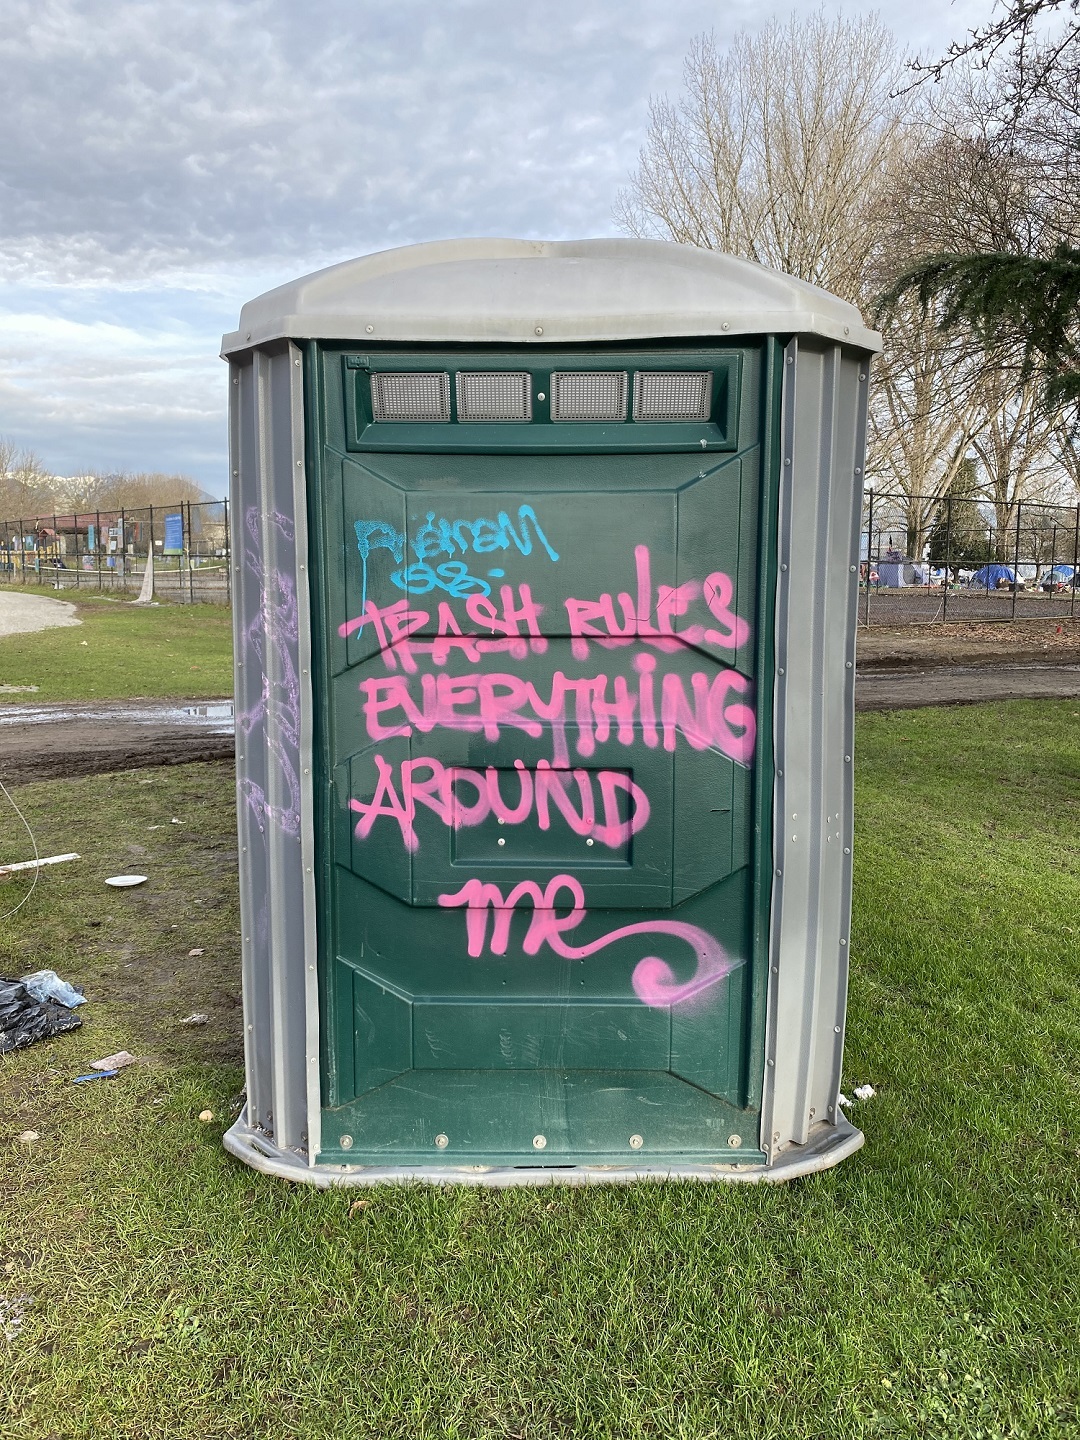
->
221;238;880;1184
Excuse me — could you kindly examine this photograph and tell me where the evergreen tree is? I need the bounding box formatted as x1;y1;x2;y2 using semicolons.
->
927;459;991;575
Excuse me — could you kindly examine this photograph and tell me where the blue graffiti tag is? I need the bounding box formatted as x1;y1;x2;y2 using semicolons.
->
352;504;559;612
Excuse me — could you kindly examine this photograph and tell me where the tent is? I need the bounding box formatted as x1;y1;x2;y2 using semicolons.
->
968;564;1017;589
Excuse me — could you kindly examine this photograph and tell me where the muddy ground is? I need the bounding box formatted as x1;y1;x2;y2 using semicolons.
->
2;619;1078;784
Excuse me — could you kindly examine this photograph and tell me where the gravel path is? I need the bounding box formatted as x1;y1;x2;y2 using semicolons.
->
0;590;81;639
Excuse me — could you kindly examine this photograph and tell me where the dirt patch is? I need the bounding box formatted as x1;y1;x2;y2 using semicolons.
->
0;724;233;786
856;664;1080;712
857;617;1080;671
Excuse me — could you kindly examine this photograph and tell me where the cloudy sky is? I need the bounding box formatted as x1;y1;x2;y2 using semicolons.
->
0;0;993;495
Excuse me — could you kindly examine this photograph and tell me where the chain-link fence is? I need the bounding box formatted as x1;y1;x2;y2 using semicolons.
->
860;490;1080;627
0;501;230;605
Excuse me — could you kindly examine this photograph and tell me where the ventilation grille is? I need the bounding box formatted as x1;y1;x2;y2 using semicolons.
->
551;371;628;422
457;372;532;422
371;372;450;422
633;371;712;421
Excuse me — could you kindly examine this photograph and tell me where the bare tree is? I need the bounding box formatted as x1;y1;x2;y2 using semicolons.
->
55;471;212;511
0;438;52;520
866;303;985;554
615;13;913;303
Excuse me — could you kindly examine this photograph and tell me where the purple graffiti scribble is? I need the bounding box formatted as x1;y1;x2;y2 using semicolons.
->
438;874;742;1009
236;506;302;838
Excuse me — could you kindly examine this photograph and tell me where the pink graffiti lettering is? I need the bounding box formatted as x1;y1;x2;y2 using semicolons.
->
357;662;755;766
437;874;741;1008
338;585;547;671
564;547;750;660
349;757;650;853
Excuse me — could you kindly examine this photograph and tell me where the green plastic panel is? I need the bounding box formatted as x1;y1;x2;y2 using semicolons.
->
308;343;778;1167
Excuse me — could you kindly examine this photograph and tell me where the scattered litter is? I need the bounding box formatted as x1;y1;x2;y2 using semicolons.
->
349;1199;369;1216
854;1084;877;1101
19;970;85;1008
15;1131;39;1144
0;978;82;1053
0;685;38;694
170;818;181;825
0;852;79;877
91;1051;136;1072
187;948;205;957
0;1295;31;1341
837;1092;851;1108
79;640;88;646
105;875;148;888
179;1013;208;1026
73;1070;118;1084
198;1110;215;1123
146;825;164;831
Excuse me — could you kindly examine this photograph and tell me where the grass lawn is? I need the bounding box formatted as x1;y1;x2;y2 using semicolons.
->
1;702;1078;1439
0;592;233;702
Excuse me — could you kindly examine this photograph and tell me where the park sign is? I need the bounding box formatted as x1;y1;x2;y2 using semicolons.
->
163;513;184;555
220;238;880;1186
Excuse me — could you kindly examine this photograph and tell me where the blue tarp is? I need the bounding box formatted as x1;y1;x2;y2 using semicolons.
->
969;564;1017;588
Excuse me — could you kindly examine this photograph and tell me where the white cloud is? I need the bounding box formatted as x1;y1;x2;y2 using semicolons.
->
0;0;996;490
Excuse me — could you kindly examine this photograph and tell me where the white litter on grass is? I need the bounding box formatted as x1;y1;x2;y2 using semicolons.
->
0;1295;31;1341
854;1084;877;1101
0;685;38;694
837;1093;851;1108
187;948;205;957
91;1051;136;1072
15;1131;39;1144
105;875;147;888
179;1013;208;1026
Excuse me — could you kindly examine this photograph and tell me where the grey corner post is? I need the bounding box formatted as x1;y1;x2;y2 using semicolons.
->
759;337;870;1165
228;342;321;1164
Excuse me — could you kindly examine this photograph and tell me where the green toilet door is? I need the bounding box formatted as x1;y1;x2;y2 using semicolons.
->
310;346;777;1166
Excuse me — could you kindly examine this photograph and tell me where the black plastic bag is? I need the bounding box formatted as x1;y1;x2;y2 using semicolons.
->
0;978;82;1053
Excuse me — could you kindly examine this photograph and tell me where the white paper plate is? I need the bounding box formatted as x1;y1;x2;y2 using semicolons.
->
105;874;148;888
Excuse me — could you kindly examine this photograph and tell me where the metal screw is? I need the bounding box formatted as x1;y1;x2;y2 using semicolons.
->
784;458;791;466
767;1058;775;1067
840;938;847;946
629;1134;644;1149
497;837;506;847
366;325;374;333
339;1135;353;1150
844;326;850;335
844;847;851;854
294;358;301;366
786;355;794;365
854;466;862;476
849;565;856;572
780;563;788;572
778;667;785;675
232;469;239;477
434;1133;449;1149
721;322;730;331
534;326;544;336
845;756;851;762
585;838;594;846
846;661;853;668
773;1131;781;1143
537;392;546;401
533;1134;547;1150
233;378;239;385
859;373;866;381
771;966;778;974
834;1025;841;1034
727;1134;742;1148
